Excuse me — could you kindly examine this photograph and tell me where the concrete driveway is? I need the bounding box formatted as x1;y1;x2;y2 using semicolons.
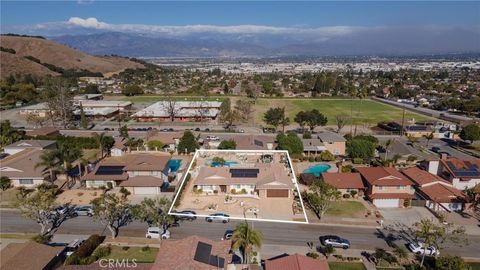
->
379;207;437;228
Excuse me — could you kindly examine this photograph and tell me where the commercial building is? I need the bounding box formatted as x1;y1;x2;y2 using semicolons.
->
133;101;222;122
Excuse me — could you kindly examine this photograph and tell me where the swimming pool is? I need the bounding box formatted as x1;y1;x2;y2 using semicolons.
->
211;161;239;167
168;159;182;172
303;164;331;177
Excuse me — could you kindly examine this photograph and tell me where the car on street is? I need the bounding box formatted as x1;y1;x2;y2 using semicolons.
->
146;227;171;239
206;135;220;141
0;153;10;160
65;239;85;256
74;206;94;217
319;235;351;249
173;210;197;221
407;241;439;256
431;146;441;153
222;229;234;240
205;213;230;223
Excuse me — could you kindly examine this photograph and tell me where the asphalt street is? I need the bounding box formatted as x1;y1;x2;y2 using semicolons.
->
1;210;478;258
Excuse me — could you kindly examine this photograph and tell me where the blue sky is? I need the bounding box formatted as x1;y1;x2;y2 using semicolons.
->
2;1;479;27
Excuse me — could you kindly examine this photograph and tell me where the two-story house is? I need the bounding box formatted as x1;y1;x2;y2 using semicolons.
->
402;167;466;212
302;132;346;156
357;167;415;208
82;154;172;195
423;158;480;190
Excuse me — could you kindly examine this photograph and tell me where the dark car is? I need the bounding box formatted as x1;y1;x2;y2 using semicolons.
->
174;210;197;221
0;153;10;160
319;235;350;249
195;128;201;131
222;229;234;240
431;146;441;153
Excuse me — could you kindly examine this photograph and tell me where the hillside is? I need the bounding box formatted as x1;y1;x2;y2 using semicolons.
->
0;36;144;79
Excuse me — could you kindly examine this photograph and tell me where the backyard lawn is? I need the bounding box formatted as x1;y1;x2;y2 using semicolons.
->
253;98;431;125
326;200;368;218
101;246;159;263
328;262;367;270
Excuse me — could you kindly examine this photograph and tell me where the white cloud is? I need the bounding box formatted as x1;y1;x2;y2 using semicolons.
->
68;17;108;29
77;0;94;5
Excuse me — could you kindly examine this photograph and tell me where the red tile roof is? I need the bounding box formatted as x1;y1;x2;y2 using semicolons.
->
402;167;451;187
357;167;413;187
440;158;480;180
265;253;330;270
152;235;231;270
369;193;415;200
418;183;466;203
321;173;365;189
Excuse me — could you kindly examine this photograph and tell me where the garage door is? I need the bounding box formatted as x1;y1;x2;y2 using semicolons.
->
374;199;399;208
267;189;289;198
133;187;159;195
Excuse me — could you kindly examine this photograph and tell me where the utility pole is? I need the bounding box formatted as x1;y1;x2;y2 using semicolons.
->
400;104;406;136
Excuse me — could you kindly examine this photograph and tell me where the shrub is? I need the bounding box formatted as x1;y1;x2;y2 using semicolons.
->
64;234;105;265
324;245;335;256
240;188;247;194
403;199;410;208
92;245;111;258
341;164;354;173
306;252;319;259
122;246;130;251
350;190;358;197
77;192;84;197
353;158;364;164
300;173;316;186
343;193;351;199
308;156;315;162
33;234;50;244
230;189;237;194
106;182;113;190
141;246;151;252
303;131;312;139
320;150;335;161
213;190;219;194
314;156;322;162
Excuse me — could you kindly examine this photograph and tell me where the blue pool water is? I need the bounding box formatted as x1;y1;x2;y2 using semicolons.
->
168;159;182;172
211;161;239;167
303;164;331;177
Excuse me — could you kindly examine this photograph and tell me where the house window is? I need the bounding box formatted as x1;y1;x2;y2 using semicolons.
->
236;185;241;189
397;186;405;190
19;179;33;185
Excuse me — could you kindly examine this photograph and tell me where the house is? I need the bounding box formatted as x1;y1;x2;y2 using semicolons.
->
317;132;346;156
265;253;330;270
26;127;60;137
301;132;346;156
133;101;222;122
148;131;187;152
0;241;65;270
111;138;127;157
82;154;172;195
232;135;275;150
194;163;295;198
423;158;480;190
357;167;415;208
152;235;232;270
74;100;132;112
321;172;365;195
0;149;53;187
402;167;466;212
378;140;433;162
18;102;50;117
3;139;57;155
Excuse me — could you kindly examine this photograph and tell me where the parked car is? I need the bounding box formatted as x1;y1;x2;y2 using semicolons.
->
74;206;94;217
206;135;220;141
319;235;350;249
431;146;441;153
237;129;245;133
195;128;201;131
0;153;10;160
54;206;69;215
222;229;234;240
407;241;439;256
65;239;85;256
104;128;112;131
205;213;230;223
174;210;197;221
146;227;171;239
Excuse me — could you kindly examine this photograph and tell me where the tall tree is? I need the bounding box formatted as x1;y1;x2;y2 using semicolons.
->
91;193;132;239
42;77;74;128
302;181;341;220
132;197;175;240
35;150;59;182
177;131;198;154
234;99;254;123
264;107;288;132
335;114;348;133
232;222;263;264
460;124;480;144
0;176;11;191
119;125;129;140
295;109;327;132
276;132;304;156
79;104;89;129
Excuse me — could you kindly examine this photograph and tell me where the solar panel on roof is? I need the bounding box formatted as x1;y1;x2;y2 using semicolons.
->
230;168;259;178
96;165;124;175
194;242;212;264
254;139;264;147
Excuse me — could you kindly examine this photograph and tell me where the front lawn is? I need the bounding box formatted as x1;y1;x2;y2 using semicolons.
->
328;262;367;270
326;200;367;218
101;246;159;263
469;262;480;270
0;188;19;208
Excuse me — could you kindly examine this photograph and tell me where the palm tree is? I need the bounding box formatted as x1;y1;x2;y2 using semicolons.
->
384;139;395;161
35;150;59;182
424;132;434;147
232;222;263;264
93;132;106;158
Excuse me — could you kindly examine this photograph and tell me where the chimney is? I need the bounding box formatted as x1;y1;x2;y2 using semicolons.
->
440;153;448;160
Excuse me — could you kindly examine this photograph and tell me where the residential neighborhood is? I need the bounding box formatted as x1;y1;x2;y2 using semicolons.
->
1;1;480;270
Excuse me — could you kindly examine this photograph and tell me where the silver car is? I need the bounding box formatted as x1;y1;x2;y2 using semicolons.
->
205;213;230;223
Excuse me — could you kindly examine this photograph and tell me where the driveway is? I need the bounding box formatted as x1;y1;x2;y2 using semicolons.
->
379;207;438;228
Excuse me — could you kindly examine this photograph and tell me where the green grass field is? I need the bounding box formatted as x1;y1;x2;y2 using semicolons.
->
328;262;367;270
118;95;227;103
326;201;368;218
254;99;431;125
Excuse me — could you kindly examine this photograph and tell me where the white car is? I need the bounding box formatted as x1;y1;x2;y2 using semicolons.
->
205;213;230;223
206;135;220;141
407;242;439;256
74;206;94;217
65;239;85;256
146;227;171;239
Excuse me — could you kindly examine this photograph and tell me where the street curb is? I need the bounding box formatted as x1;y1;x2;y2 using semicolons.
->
0;208;20;212
305;222;381;229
